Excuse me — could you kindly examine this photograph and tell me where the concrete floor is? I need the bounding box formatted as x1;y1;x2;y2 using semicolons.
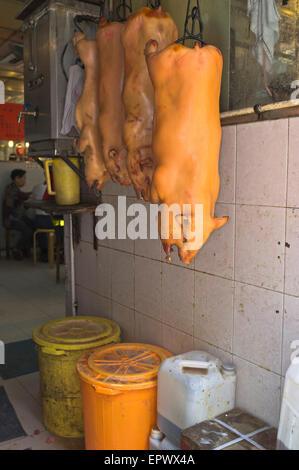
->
0;258;84;450
0;372;85;450
0;258;66;343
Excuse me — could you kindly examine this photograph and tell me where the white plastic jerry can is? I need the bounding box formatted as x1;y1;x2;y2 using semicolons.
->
157;351;236;449
277;361;299;450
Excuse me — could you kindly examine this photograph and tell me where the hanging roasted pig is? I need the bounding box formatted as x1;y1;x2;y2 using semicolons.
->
145;40;228;265
97;20;131;186
72;32;110;190
122;6;178;200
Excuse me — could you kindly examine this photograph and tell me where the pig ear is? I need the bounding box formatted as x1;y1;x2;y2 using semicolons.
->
145;39;159;57
213;216;229;230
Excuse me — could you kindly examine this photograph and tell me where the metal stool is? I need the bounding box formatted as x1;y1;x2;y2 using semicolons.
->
33;229;55;268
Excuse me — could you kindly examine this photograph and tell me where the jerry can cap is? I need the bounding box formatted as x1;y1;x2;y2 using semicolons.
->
222;363;236;373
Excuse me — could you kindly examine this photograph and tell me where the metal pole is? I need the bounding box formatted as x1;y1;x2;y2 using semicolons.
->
220;99;299;120
68;213;77;316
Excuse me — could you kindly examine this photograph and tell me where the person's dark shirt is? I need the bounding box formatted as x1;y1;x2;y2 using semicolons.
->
2;182;31;227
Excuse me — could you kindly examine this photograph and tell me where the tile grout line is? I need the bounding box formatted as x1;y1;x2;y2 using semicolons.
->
134;306;202;340
232;124;238;361
133;239;136;342
15;375;41;406
78;269;285;374
160;253;164;348
75;264;299;308
228;353;283;380
93;228;288;292
280;118;290;383
0;434;31;451
192;261;195;349
87;201;299;219
130;305;284;378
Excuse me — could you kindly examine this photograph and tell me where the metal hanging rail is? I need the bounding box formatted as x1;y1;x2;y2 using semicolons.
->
176;0;205;46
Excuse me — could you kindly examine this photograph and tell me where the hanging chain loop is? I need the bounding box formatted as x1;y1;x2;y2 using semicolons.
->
147;0;161;8
116;0;132;22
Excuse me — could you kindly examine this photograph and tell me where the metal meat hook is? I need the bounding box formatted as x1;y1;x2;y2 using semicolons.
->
176;0;205;46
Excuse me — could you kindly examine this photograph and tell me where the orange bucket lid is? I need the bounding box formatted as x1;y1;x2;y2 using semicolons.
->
77;343;172;391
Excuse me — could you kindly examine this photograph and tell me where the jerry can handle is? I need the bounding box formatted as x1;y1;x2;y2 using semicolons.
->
45;159;55;196
180;360;211;375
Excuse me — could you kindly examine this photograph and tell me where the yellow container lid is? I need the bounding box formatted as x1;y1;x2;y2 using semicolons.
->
77;343;172;391
33;316;120;352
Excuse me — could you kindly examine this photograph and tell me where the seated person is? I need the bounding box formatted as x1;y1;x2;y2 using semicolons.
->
2;169;34;260
32;178;55;262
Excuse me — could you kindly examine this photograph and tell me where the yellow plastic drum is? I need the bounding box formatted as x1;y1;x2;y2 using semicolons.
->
77;343;172;450
33;316;120;438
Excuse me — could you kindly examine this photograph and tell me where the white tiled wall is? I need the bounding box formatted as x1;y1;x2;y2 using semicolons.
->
69;116;299;427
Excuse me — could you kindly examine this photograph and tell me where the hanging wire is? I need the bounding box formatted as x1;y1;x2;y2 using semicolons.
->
176;0;205;46
61;42;71;81
73;1;104;31
147;0;161;8
116;0;132;22
73;14;101;33
61;3;104;83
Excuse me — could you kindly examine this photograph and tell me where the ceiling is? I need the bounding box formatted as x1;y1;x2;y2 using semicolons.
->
0;0;106;103
0;0;26;103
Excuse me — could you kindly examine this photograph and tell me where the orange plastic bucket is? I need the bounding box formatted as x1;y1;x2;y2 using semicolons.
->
77;343;172;450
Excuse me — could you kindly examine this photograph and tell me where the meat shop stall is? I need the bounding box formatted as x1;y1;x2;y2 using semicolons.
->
1;0;298;452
